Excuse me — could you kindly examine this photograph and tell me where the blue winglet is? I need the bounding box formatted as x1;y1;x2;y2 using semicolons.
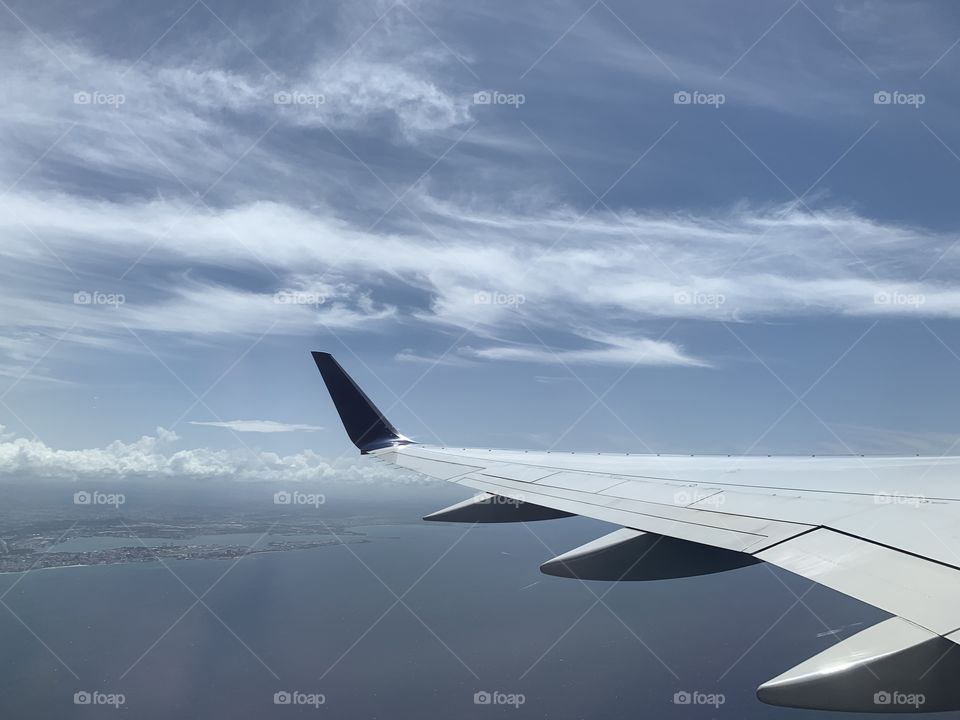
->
311;352;412;453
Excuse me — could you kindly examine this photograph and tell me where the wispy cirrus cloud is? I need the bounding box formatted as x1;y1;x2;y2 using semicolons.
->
3;185;960;382
458;335;708;367
188;420;324;433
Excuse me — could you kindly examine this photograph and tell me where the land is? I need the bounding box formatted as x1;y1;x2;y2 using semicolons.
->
0;515;374;574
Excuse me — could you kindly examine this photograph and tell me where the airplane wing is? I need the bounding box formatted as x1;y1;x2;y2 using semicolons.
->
312;352;960;713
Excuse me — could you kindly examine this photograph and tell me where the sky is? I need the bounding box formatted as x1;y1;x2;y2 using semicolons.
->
3;0;960;484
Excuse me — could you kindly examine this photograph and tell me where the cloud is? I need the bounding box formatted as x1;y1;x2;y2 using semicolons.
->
281;59;471;137
3;188;960;379
0;426;433;484
188;420;324;433
821;424;960;456
509;0;950;120
451;333;707;367
0;12;473;210
4;1;960;386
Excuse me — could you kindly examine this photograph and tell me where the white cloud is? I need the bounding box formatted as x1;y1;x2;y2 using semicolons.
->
3;7;960;383
188;420;324;433
0;21;474;219
3;188;960;378
281;59;471;137
459;334;707;367
514;0;947;119
822;423;960;456
0;426;433;484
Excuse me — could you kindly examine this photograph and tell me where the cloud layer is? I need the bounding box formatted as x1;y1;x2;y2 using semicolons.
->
0;426;428;484
3;3;960;385
3;187;958;374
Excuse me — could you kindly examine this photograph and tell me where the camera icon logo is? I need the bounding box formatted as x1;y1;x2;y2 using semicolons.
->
874;91;891;105
73;291;92;305
673;691;692;704
274;691;292;705
474;691;492;705
473;91;492;105
874;691;892;705
274;91;292;105
274;491;292;505
74;691;92;705
73;91;91;105
673;90;691;105
74;491;92;505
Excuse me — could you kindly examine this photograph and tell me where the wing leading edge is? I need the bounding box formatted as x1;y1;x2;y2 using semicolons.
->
312;352;960;713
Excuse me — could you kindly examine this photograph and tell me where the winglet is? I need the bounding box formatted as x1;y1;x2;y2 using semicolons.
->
311;352;412;453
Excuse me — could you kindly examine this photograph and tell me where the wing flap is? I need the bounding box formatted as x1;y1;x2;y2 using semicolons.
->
450;467;811;553
829;502;960;572
757;529;960;636
389;451;484;480
530;470;627;493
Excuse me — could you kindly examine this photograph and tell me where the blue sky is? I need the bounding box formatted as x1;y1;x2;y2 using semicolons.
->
2;0;960;481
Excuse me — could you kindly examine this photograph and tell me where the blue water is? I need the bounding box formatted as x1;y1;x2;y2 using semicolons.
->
0;516;885;719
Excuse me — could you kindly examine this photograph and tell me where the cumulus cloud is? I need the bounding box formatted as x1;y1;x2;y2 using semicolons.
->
188;420;324;433
0;426;432;484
